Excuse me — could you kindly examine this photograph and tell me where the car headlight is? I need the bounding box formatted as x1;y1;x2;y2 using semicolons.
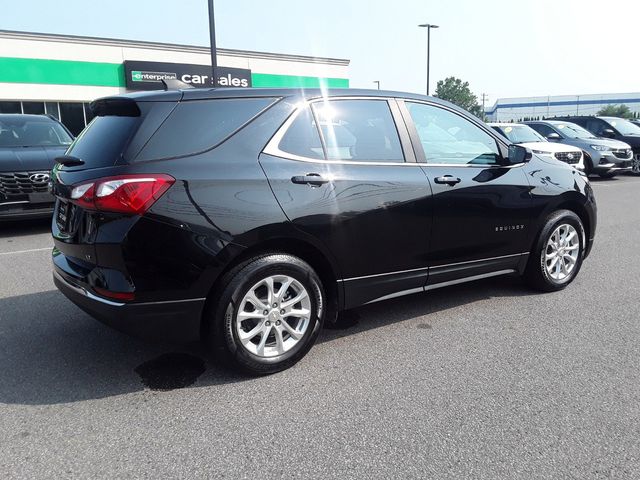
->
531;149;551;155
590;145;610;151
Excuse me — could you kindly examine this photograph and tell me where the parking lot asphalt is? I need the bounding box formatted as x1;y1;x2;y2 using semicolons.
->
1;175;639;479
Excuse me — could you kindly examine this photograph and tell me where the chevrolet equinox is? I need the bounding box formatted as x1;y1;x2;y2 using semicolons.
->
51;88;597;374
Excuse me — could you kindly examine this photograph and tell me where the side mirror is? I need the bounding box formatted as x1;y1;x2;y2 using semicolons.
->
602;128;616;139
546;133;561;141
507;144;531;164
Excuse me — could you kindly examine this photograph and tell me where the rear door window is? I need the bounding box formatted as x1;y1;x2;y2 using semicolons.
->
137;97;278;161
311;99;404;162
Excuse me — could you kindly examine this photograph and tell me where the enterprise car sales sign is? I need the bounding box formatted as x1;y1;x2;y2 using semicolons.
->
124;61;252;90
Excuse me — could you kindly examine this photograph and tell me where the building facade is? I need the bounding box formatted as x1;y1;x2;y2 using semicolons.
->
486;92;640;122
0;30;350;134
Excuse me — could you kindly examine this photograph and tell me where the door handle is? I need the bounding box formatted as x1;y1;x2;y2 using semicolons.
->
291;173;329;186
434;175;461;186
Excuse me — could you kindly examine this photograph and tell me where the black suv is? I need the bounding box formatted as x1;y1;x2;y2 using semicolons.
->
0;114;73;219
553;116;640;174
51;88;596;374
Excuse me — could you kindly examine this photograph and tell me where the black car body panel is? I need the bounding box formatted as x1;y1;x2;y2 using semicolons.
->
50;88;597;342
0;114;73;219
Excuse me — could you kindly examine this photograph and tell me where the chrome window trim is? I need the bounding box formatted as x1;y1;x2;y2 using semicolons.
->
263;97;413;166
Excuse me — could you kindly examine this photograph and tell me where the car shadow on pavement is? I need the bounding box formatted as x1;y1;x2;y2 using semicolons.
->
0;218;51;238
0;275;537;406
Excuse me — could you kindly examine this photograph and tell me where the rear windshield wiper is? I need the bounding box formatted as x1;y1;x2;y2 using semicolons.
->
55;155;84;167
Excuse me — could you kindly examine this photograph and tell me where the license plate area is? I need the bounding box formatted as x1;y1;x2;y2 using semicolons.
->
29;192;54;204
56;200;71;231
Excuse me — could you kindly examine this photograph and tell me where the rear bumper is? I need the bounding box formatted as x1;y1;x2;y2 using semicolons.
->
53;268;204;343
0;200;54;220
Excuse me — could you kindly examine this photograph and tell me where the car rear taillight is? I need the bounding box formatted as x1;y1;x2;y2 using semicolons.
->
94;287;135;302
69;174;175;214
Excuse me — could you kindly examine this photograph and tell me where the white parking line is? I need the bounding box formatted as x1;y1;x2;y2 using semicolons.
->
0;247;51;256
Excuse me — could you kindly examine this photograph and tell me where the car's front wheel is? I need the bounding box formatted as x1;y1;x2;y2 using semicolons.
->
206;253;325;375
631;156;640;175
524;210;585;292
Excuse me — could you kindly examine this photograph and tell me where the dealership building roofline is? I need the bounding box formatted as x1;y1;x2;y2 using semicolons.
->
0;29;350;135
486;92;640;121
0;29;350;66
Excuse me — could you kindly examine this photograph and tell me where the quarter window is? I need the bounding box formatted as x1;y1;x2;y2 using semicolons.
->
311;99;404;162
406;102;500;165
138;97;277;161
278;106;324;160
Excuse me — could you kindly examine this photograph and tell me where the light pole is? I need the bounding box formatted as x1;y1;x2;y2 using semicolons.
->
208;0;218;86
418;23;439;95
373;80;380;90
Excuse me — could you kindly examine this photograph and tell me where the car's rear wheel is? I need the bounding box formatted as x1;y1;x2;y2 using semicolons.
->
524;210;585;292
206;253;325;375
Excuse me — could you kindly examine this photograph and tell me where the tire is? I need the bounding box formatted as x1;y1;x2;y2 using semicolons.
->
582;154;593;176
524;210;585;292
206;253;325;375
631;156;640;175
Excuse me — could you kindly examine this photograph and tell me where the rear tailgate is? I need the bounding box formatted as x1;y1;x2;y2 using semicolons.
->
51;95;178;273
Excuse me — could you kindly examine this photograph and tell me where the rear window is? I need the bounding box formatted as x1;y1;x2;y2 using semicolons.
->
67;115;140;168
0;117;72;147
136;97;277;161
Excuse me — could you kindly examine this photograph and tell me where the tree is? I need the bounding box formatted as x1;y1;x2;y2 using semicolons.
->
597;104;632;119
434;77;484;119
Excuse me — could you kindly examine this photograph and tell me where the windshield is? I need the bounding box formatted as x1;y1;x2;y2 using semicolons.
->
494;125;546;143
0;117;73;147
554;123;597;139
602;117;640;136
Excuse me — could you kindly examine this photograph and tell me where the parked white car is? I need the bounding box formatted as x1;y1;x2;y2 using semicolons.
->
489;123;585;171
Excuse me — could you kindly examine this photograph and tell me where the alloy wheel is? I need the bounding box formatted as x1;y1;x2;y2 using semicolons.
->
543;224;580;282
632;155;640;174
235;275;311;358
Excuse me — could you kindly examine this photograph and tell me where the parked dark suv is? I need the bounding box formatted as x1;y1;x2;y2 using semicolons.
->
1;114;73;219
552;116;640;174
51;88;596;374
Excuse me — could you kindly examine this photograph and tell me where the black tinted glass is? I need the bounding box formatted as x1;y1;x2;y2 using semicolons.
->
0;102;21;114
22;102;45;115
278;106;324;160
59;102;86;136
0;117;73;147
66;115;140;168
138;97;277;161
312;100;404;162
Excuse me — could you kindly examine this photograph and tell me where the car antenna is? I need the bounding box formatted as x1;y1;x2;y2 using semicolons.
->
161;79;194;91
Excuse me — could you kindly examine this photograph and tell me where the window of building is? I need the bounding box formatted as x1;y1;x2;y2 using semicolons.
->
22;102;45;115
59;102;86;136
0;102;22;114
45;102;60;120
406;102;500;165
310;99;404;162
83;103;95;125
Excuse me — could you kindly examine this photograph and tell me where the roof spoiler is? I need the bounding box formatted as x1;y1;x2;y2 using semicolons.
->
161;79;194;91
90;97;141;117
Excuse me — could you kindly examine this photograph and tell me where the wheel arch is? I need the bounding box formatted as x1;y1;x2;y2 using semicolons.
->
201;235;342;339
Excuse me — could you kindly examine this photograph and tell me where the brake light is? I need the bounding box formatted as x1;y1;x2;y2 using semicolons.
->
69;174;175;214
94;287;135;301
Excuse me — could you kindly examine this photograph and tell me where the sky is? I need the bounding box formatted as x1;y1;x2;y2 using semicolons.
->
2;0;640;107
